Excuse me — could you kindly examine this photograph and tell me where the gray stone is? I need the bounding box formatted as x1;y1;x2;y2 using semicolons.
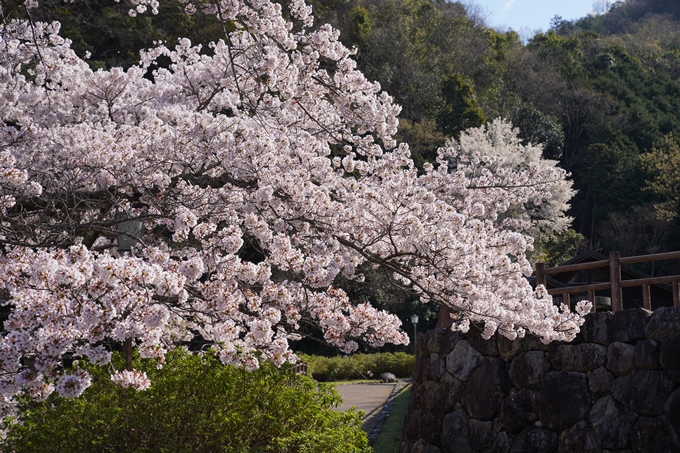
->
446;340;482;382
466;322;499;357
558;420;599;453
612;308;652;343
432;374;466;419
664;387;680;435
415;356;431;382
523;334;551;351
499;388;538;435
587;366;614;399
411;440;428;453
430;353;446;381
399;440;413;453
607;342;636;376
488;429;512;453
510;426;557;453
417;332;428;358
550;343;607;372
659;333;680;382
411;439;441;453
635;338;659;370
381;372;397;383
420;380;440;413
538;371;592;431
440;328;461;356
441;409;471;453
630;415;680;453
404;408;440;446
426;329;445;355
462;357;512;420
589;395;638;450
408;382;421;412
469;419;494;451
612;369;677;416
645;306;680;342
404;408;422;440
581;311;614;345
509;351;552;389
498;334;523;362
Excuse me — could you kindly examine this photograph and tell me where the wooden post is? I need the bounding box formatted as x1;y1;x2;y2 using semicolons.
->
436;305;453;329
609;251;623;312
642;284;651;310
674;280;680;307
588;289;596;313
123;338;133;371
562;292;570;310
535;263;546;288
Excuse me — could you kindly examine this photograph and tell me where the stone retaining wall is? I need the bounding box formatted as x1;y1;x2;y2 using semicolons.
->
400;307;680;453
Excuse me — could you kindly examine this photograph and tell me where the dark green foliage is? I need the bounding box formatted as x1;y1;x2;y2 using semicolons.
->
394;118;448;171
532;229;588;266
28;0;222;69
300;352;415;381
511;103;565;160
437;73;485;138
1;351;370;453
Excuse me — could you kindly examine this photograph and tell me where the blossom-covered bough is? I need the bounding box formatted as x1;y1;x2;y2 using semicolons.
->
0;0;589;415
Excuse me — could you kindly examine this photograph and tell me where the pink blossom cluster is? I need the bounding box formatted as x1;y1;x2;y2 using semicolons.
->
0;0;587;417
110;370;151;391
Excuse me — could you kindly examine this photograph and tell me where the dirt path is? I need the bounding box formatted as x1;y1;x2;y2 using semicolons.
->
333;383;397;433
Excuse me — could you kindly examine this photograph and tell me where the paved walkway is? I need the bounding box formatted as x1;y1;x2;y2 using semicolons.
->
333;383;396;433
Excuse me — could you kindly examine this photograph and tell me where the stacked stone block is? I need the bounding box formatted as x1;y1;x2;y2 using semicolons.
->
401;307;680;453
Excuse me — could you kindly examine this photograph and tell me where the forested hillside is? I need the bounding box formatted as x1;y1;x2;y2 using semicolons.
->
12;0;680;336
307;0;680;268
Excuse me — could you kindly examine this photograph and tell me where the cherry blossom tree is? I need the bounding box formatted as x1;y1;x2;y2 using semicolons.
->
453;118;575;237
0;0;589;416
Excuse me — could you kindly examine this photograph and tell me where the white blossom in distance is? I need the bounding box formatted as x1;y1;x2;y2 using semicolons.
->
0;0;588;417
453;118;575;236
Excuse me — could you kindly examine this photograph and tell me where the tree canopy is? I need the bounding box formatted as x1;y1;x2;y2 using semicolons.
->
0;0;587;419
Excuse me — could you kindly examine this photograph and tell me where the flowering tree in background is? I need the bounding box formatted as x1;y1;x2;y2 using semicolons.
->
453;119;575;237
0;0;589;416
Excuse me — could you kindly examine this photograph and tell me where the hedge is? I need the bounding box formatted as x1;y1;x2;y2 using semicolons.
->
299;352;415;382
2;350;370;453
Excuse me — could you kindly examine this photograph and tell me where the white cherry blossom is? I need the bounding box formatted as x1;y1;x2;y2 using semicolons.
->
0;0;587;419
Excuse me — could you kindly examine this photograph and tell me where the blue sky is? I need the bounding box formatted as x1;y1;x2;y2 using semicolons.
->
468;0;597;34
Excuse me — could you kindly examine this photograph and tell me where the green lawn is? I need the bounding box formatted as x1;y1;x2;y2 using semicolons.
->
371;383;412;453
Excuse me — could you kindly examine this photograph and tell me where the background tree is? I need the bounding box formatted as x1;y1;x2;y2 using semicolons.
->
640;133;680;218
437;73;486;138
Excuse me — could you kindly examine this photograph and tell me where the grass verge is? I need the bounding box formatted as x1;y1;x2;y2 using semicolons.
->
371;383;412;453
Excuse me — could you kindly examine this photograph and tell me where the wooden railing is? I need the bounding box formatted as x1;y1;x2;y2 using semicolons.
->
291;362;308;375
535;251;680;312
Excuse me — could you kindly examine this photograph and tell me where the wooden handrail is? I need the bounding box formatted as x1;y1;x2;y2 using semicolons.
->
541;259;609;275
620;275;680;287
541;250;680;275
547;283;611;295
619;250;680;265
536;250;680;312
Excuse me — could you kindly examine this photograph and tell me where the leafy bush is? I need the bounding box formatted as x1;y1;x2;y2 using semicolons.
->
1;350;369;453
300;352;415;382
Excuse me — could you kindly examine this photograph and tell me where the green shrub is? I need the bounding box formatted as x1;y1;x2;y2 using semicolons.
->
2;350;369;453
300;352;415;382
